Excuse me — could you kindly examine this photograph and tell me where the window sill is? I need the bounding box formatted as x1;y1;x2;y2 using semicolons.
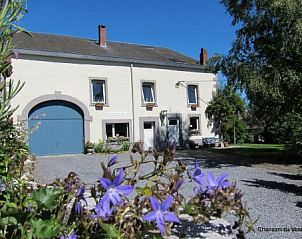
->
188;104;199;110
142;103;157;107
90;102;109;107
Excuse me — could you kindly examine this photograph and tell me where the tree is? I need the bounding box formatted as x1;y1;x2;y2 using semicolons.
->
0;0;25;120
210;0;302;146
205;86;246;143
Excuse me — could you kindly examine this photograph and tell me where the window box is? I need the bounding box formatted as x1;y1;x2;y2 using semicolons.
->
190;104;198;110
146;102;155;106
145;102;155;110
106;136;129;143
95;102;104;110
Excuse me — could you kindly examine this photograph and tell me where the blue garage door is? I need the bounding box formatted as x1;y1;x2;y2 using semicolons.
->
29;100;84;155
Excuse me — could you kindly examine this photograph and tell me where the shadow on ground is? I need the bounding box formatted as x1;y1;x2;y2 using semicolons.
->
175;150;234;169
296;202;302;208
241;179;302;196
269;172;302;181
175;148;301;172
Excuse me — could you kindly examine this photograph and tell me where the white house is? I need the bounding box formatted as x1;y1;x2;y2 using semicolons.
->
10;25;218;155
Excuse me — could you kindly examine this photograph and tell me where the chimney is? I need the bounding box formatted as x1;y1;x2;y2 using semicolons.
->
98;25;107;47
200;48;208;65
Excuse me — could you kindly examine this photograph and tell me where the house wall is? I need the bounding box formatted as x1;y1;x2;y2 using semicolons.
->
10;55;217;150
131;67;217;148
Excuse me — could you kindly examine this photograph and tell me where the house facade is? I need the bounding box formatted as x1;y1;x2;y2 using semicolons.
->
10;26;217;155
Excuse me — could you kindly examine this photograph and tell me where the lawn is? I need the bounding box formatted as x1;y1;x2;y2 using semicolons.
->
238;143;286;150
184;143;302;173
208;143;294;159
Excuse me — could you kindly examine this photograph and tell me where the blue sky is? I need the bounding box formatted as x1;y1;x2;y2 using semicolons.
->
20;0;237;84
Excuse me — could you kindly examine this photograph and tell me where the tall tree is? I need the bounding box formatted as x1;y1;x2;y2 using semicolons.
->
210;0;302;146
205;86;246;143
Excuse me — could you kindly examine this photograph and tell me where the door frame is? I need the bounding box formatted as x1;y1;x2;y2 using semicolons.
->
167;117;180;146
139;117;159;150
18;91;92;143
166;113;183;147
143;121;155;150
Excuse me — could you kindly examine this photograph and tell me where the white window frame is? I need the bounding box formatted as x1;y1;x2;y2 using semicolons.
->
187;85;198;105
189;116;200;135
91;80;106;104
106;123;129;138
142;83;155;104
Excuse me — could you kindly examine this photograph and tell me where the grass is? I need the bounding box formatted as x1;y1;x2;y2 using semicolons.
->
202;143;301;170
209;143;292;158
237;144;286;150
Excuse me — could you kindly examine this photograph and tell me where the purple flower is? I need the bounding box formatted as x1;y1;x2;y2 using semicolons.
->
207;172;231;191
60;232;77;239
74;184;87;214
190;164;231;194
76;185;85;197
74;201;82;214
175;179;184;191
189;163;207;193
108;155;118;167
172;178;184;193
93;193;114;220
191;163;206;185
143;195;179;235
98;168;133;205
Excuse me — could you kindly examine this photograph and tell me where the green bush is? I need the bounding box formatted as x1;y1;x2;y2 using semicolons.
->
120;141;131;151
94;139;131;153
94;139;107;153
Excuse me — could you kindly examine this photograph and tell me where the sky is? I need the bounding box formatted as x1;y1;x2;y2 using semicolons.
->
20;0;237;85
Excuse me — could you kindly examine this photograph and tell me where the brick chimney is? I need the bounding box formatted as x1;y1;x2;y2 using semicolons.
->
200;48;208;65
98;25;107;47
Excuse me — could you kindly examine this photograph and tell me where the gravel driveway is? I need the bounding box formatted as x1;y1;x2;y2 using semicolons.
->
34;151;302;239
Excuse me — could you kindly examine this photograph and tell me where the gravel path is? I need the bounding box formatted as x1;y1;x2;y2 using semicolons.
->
34;152;302;239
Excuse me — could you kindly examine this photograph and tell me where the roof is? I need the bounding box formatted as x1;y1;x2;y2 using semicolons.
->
13;32;206;70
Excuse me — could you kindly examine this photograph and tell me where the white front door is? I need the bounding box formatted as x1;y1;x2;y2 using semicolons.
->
168;118;180;146
144;122;154;150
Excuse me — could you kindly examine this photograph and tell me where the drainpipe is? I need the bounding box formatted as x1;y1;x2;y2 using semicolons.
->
130;63;135;143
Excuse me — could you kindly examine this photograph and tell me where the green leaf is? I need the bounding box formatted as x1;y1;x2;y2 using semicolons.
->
101;223;123;239
31;187;63;210
135;185;152;196
0;216;17;226
152;236;162;239
30;218;62;239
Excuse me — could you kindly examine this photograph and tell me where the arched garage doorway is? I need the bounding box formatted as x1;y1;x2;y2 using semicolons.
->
28;100;84;155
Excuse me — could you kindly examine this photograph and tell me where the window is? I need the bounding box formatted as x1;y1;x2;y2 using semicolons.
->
187;85;198;104
189;117;200;135
142;82;155;103
106;123;129;139
91;80;105;103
